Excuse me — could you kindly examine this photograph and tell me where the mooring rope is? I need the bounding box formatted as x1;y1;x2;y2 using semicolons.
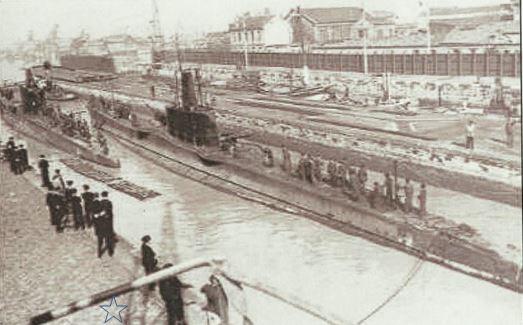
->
218;271;350;325
356;258;425;324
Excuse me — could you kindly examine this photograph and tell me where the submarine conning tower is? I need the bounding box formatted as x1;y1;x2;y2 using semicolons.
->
165;70;219;147
19;68;45;114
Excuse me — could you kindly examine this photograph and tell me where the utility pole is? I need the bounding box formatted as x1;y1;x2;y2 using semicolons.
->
242;17;249;69
426;6;431;51
361;1;369;74
419;1;431;51
363;28;368;74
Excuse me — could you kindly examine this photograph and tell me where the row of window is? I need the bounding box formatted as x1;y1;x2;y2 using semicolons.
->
231;30;263;44
317;25;395;43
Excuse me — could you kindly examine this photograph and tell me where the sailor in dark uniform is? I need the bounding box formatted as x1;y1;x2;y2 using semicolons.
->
53;187;66;233
6;137;16;173
71;189;85;230
92;210;105;257
141;235;158;290
19;144;28;171
99;191;115;257
159;263;192;325
64;180;76;227
81;185;95;227
38;155;52;188
13;145;25;175
46;188;59;227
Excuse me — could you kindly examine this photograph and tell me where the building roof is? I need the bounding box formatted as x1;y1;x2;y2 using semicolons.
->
429;4;509;16
286;7;395;26
288;7;365;25
321;33;429;48
441;21;520;45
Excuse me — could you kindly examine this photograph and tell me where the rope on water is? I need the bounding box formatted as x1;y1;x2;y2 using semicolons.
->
356;258;425;324
219;272;351;325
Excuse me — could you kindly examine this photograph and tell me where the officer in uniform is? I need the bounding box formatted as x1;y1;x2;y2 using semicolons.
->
159;263;192;325
71;189;85;230
81;185;95;227
38;155;52;188
141;235;158;290
6;137;16;173
99;191;115;257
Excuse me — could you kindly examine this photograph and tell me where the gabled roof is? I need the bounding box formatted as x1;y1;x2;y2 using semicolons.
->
429;4;508;16
287;7;365;25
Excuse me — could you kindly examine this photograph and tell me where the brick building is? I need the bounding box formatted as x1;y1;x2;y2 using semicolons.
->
285;7;396;45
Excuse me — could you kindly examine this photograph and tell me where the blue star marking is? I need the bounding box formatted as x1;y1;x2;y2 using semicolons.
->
99;296;128;323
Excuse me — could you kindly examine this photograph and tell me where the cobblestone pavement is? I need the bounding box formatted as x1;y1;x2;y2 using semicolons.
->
0;164;166;325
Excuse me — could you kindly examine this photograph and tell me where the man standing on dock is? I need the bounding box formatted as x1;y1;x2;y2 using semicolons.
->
38;155;51;188
159;263;192;325
46;187;59;229
71;189;85;230
141;235;158;290
81;185;95;227
100;191;115;257
6;136;16;173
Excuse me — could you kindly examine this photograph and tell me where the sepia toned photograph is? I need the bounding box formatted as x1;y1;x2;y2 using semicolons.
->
0;0;521;324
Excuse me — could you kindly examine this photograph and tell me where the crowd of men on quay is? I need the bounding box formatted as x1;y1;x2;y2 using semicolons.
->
2;135;236;325
2;135;116;256
268;145;428;216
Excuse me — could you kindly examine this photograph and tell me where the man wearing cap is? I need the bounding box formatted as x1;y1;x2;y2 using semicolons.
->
6;136;16;173
141;235;158;290
13;145;24;175
99;191;115;257
81;185;95;227
38;155;52;188
18;144;28;172
71;189;85;230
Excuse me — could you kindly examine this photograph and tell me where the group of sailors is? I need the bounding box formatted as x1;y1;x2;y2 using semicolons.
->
2;136;29;175
37;155;117;257
279;145;428;216
47;105;93;141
